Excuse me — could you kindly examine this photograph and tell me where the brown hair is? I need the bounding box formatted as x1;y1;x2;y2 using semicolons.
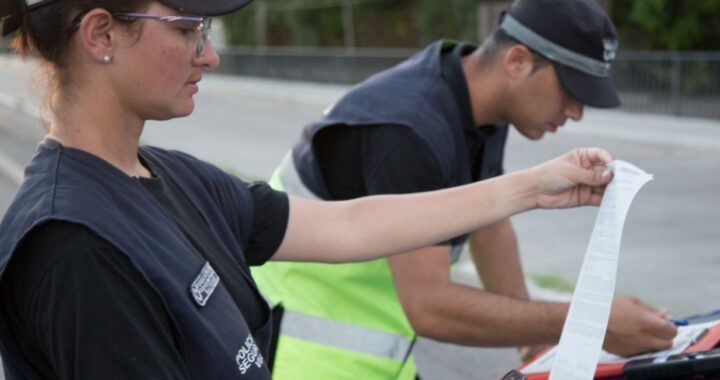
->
479;28;550;74
5;0;152;124
11;0;151;97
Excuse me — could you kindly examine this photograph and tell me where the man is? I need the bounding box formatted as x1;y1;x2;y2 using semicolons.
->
252;0;677;378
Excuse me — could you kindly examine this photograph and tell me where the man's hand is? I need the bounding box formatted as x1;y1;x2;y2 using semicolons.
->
532;148;614;209
604;295;677;356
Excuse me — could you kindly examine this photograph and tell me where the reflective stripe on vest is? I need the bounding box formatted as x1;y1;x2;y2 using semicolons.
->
281;310;414;362
278;153;321;200
275;152;416;362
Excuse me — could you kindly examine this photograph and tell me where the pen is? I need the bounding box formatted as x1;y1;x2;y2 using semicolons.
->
671;319;689;326
682;308;720;323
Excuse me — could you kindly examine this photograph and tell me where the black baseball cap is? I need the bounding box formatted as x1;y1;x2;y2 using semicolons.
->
159;0;253;17
499;0;620;108
1;0;253;37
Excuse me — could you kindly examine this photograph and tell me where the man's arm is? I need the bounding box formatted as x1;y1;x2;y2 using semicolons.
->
468;218;528;299
388;243;677;355
389;244;564;346
468;218;548;360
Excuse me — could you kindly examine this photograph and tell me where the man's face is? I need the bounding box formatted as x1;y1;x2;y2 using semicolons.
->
508;64;584;140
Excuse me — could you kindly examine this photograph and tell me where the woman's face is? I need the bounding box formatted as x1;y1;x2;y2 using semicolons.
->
110;2;219;121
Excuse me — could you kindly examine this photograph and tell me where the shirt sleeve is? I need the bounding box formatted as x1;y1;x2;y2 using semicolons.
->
2;221;189;380
315;124;452;247
360;124;446;195
246;182;289;266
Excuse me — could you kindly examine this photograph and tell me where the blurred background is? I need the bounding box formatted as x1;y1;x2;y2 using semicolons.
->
1;1;719;379
211;0;720;119
2;1;719;118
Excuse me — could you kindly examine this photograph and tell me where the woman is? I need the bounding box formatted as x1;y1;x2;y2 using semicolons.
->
0;0;613;379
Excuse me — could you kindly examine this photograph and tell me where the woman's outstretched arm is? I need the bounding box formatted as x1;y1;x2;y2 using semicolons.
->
273;147;613;263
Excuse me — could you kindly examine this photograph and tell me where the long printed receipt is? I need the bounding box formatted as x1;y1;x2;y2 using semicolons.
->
548;160;653;380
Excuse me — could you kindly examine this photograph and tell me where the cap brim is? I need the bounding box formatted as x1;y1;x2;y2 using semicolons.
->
1;0;24;38
553;62;620;109
1;0;253;37
159;0;253;16
1;13;23;37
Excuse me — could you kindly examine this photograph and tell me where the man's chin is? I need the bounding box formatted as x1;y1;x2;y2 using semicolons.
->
515;127;546;141
512;123;550;140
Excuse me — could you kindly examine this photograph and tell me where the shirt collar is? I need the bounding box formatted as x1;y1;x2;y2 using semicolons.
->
440;41;489;133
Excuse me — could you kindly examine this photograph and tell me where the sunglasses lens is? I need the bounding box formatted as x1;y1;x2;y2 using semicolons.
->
197;18;211;57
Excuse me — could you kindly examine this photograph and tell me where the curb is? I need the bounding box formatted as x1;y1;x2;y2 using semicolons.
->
0;91;38;120
0;149;23;186
2;70;720;186
455;260;573;303
201;74;720;151
201;74;348;109
563;109;720;151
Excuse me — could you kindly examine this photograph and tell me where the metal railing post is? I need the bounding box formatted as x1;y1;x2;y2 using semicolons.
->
670;53;683;116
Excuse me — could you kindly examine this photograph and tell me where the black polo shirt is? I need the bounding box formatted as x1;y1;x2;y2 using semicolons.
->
314;43;504;202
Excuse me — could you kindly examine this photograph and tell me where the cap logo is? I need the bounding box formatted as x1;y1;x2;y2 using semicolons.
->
603;38;618;63
500;14;612;78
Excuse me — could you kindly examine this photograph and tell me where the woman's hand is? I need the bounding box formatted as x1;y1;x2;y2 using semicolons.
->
532;148;614;209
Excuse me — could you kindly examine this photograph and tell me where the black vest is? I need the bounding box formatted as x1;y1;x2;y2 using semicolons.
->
0;139;272;379
292;40;508;245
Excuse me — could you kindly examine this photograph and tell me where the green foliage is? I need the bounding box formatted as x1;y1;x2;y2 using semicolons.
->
528;273;574;293
611;0;720;50
353;0;418;47
223;0;482;48
417;0;480;45
222;9;255;45
223;1;348;46
224;0;720;50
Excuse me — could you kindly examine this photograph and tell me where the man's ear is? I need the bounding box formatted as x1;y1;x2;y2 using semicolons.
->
76;8;117;63
502;44;534;80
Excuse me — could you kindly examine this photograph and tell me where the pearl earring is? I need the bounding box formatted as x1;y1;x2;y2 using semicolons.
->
102;55;112;64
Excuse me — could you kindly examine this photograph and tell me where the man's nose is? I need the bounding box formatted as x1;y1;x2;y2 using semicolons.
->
565;98;584;121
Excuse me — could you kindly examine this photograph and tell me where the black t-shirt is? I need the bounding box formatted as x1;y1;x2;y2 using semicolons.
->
314;43;501;204
0;171;288;379
315;124;445;199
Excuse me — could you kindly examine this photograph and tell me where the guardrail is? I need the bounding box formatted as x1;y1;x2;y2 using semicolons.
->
613;52;720;119
217;46;413;85
217;47;720;119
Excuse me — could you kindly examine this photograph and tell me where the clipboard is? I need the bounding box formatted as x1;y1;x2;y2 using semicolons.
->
623;346;720;380
517;314;720;379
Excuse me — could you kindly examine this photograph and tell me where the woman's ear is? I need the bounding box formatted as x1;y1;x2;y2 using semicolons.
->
502;44;534;81
76;8;116;63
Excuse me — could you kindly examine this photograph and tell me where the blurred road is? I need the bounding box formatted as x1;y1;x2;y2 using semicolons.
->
1;55;719;379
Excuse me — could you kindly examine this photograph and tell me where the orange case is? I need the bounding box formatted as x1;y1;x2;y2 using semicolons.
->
518;323;720;379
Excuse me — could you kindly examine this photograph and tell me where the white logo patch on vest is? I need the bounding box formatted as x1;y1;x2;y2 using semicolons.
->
236;335;265;374
190;262;220;307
